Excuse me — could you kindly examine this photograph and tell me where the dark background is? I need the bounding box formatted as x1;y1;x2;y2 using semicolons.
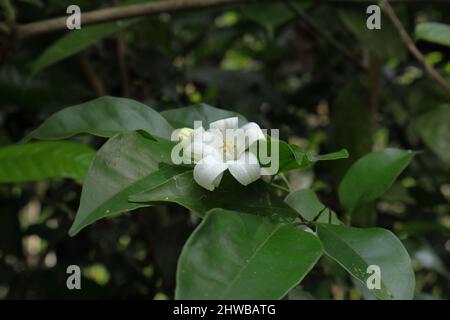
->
0;0;449;299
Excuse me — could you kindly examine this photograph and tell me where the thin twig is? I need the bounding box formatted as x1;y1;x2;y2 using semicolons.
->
379;0;450;94
312;206;327;222
278;172;291;190
116;29;130;96
283;0;365;70
9;0;445;40
78;54;106;96
269;182;291;193
15;0;267;39
369;52;381;134
324;0;448;2
111;0;130;96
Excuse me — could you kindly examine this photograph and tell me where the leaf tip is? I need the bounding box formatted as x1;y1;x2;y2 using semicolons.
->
340;148;350;158
68;226;78;237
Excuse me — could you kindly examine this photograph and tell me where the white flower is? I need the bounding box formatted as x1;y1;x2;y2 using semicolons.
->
179;117;265;191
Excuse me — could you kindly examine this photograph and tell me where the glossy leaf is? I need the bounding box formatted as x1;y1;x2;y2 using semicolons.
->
316;223;415;300
129;171;298;221
266;138;348;173
69;131;176;236
416;22;450;47
285;189;340;224
32;20;138;75
311;150;350;162
338;148;417;215
0;141;94;183
176;209;323;299
161;103;247;128
24;96;174;141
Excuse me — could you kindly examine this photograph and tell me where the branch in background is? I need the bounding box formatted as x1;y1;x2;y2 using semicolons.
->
324;0;449;3
116;29;130;97
112;0;130;97
7;0;446;40
15;0;267;39
369;52;381;135
379;0;450;94
283;0;365;70
78;54;106;96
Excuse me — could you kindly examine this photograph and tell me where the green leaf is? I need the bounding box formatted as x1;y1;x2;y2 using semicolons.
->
24;96;174;141
242;1;311;39
32;19;138;75
414;105;450;164
338;8;406;59
328;81;374;226
285;189;340;224
258;138;304;173
176;209;323;299
416;22;450;47
129;171;298;221
328;81;373;184
69;131;177;236
161;103;247;128
338;148;417;215
265;138;348;173
0;141;94;183
316;223;415;300
310;149;350;162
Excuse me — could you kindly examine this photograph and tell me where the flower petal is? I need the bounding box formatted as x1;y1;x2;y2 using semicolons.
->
192;126;223;149
223;128;246;160
241;122;266;148
184;141;221;164
193;155;228;191
177;127;194;142
227;151;261;186
209;117;239;132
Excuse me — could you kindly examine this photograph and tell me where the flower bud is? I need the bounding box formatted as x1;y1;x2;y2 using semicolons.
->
177;127;194;144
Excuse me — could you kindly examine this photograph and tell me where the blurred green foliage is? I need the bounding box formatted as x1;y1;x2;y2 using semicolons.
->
0;0;449;299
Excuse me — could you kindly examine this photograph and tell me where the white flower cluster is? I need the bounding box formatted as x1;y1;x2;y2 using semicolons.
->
173;117;266;191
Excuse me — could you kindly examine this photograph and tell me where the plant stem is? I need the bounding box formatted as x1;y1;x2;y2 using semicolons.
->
15;0;269;39
379;0;450;94
78;53;106;96
269;182;291;193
